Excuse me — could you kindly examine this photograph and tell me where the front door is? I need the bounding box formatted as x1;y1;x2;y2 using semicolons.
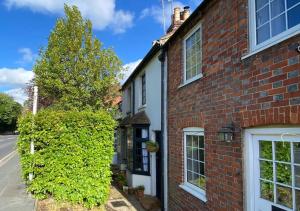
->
246;128;300;211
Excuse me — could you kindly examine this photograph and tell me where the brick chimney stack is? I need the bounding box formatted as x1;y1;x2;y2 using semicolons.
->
167;6;190;34
182;6;190;21
156;6;190;45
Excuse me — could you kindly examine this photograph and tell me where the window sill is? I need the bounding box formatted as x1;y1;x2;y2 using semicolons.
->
179;183;207;202
178;74;202;89
242;28;300;60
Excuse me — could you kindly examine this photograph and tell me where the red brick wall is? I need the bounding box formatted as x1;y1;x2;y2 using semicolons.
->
166;0;300;210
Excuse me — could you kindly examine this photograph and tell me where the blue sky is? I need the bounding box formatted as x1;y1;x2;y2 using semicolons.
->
0;0;201;104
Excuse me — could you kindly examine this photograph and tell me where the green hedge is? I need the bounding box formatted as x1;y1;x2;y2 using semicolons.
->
17;109;116;208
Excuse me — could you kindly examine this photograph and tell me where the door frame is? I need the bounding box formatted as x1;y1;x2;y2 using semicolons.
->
244;127;300;211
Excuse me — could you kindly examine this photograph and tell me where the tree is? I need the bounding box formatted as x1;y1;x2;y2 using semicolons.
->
0;93;22;132
33;5;122;111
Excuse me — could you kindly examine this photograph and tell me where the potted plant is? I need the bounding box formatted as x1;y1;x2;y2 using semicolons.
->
145;140;159;153
135;185;145;199
116;174;127;189
128;187;134;195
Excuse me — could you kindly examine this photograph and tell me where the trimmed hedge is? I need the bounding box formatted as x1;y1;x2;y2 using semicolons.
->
17;109;116;208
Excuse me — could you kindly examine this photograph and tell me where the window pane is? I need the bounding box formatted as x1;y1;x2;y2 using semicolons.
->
142;129;148;138
271;14;287;36
187;171;192;181
187;135;192;147
199;149;204;162
200;162;204;175
271;0;285;18
193;148;199;160
199;136;204;148
136;128;142;138
276;185;293;208
191;173;206;190
287;0;300;8
192;136;198;148
260;160;273;180
294;143;300;164
256;0;269;10
193;161;200;174
275;142;291;162
295;165;300;188
259;141;272;160
256;5;270;27
187;146;192;158
287;4;300;28
187;158;192;171
257;23;270;44
260;180;274;202
276;163;292;185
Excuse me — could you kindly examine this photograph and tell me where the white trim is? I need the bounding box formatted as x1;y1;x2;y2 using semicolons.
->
246;0;300;58
178;74;202;89
179;183;207;202
183;23;202;84
244;127;300;211
183;127;204;133
182;128;206;202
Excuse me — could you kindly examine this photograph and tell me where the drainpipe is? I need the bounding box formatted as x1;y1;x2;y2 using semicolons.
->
159;50;168;211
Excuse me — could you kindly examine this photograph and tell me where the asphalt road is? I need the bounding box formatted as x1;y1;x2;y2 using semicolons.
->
0;135;35;211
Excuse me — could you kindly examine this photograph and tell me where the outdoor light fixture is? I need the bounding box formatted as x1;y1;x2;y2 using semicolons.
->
297;43;300;53
218;123;235;142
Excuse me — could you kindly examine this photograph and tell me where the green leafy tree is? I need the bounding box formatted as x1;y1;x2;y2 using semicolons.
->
33;5;122;111
0;93;22;132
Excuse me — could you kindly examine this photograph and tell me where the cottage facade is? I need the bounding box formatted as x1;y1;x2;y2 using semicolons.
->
164;0;300;210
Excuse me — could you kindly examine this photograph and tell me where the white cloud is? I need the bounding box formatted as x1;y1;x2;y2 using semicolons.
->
5;88;27;105
140;1;184;29
120;59;142;85
111;10;134;34
17;48;38;65
0;67;33;87
4;0;134;33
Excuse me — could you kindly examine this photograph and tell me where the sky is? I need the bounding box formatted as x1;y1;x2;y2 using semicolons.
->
0;0;201;104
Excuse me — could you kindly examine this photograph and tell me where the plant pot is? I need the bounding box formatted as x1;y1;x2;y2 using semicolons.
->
146;144;159;153
128;187;134;195
135;189;144;199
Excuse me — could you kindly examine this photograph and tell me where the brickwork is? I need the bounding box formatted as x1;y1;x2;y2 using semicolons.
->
166;0;300;210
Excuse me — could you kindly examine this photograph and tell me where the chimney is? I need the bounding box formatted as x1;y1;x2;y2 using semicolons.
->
182;6;190;21
165;5;190;36
173;7;181;25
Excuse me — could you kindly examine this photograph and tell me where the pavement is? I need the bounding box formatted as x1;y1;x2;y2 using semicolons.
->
0;135;35;211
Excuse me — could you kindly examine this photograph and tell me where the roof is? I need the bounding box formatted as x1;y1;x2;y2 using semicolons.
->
119;111;151;126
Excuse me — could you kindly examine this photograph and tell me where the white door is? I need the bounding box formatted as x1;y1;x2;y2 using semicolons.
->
245;128;300;211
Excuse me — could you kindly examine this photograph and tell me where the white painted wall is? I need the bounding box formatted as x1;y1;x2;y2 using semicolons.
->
121;52;162;196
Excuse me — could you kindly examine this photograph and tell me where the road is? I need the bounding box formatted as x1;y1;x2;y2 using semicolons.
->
0;135;35;211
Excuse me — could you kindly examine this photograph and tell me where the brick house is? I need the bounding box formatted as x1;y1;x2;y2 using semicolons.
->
162;0;300;210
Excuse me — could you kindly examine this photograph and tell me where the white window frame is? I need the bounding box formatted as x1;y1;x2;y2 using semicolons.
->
179;127;207;202
244;127;300;211
247;0;300;56
182;23;203;86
